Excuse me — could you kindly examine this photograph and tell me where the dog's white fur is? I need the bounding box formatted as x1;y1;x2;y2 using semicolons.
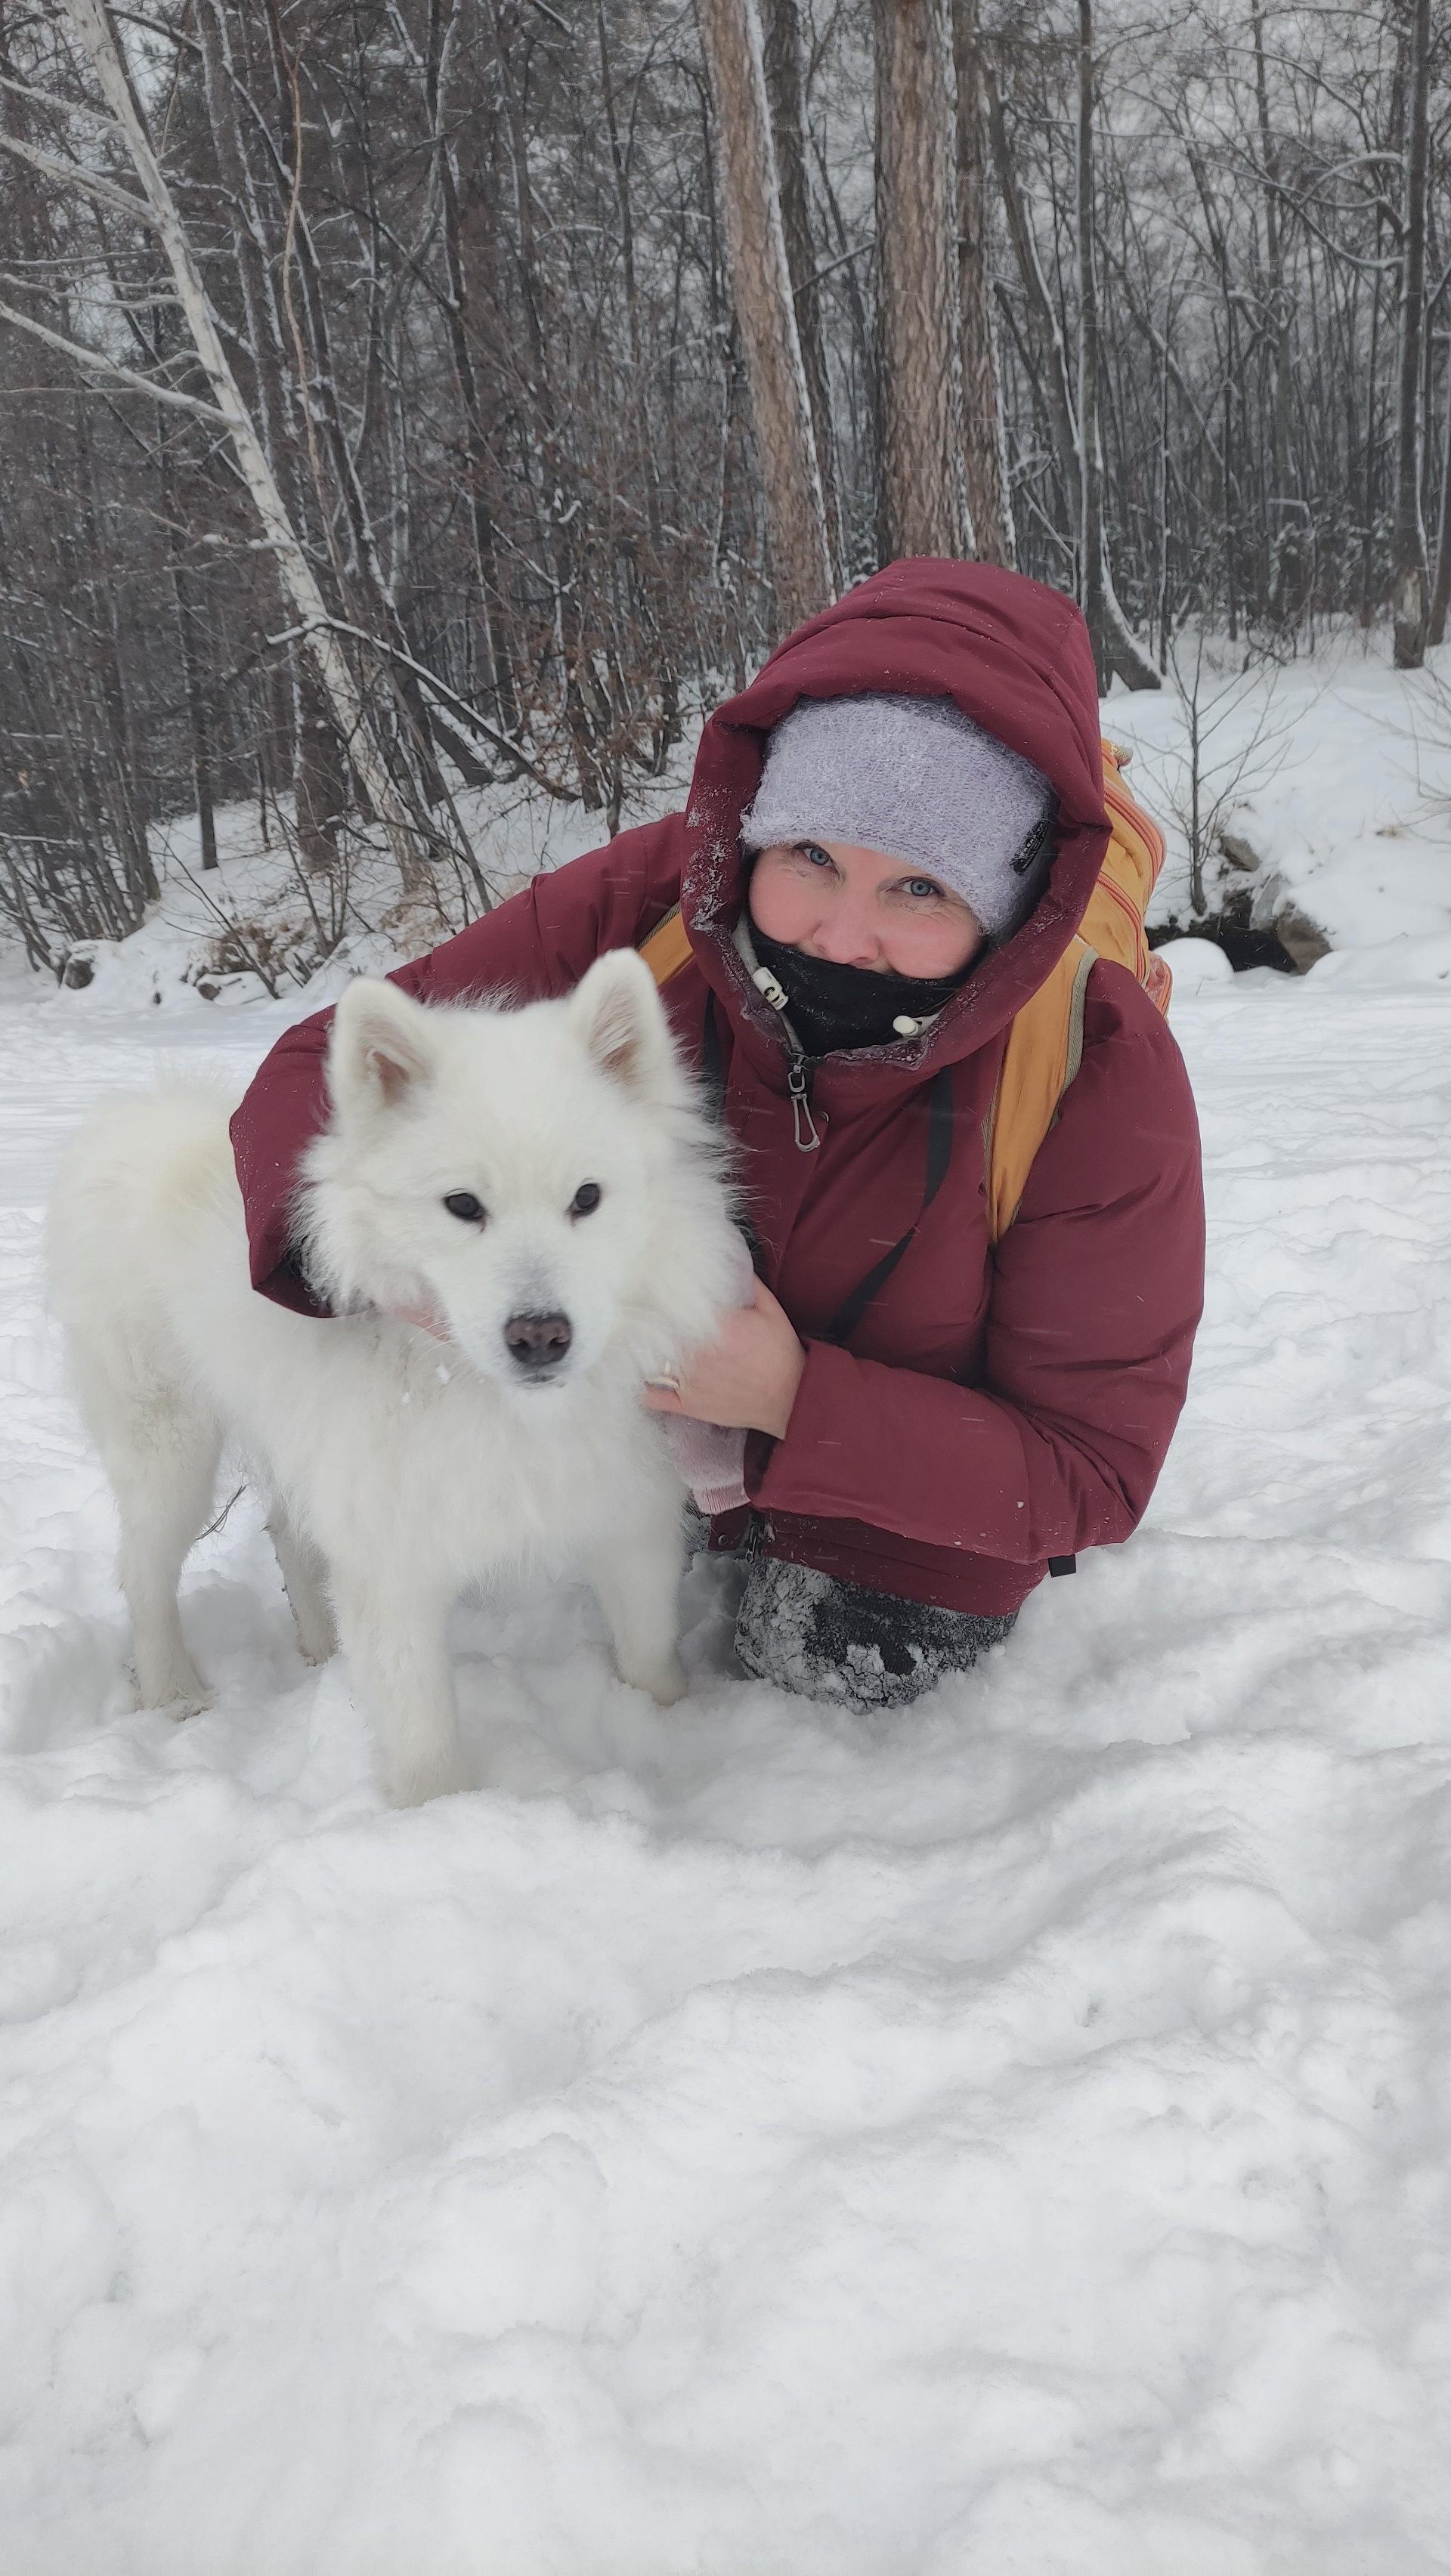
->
46;953;740;1803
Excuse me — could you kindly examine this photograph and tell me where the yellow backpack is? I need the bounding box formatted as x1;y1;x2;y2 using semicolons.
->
639;739;1171;1247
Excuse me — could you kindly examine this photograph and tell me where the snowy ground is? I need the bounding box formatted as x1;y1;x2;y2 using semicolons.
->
7;635;1451;2570
2;952;1451;2573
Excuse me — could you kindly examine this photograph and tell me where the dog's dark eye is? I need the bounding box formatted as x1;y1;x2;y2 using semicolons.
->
444;1192;486;1223
569;1182;602;1219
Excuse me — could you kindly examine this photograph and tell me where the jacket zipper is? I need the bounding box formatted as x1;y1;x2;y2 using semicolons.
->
785;1056;821;1152
750;960;821;1153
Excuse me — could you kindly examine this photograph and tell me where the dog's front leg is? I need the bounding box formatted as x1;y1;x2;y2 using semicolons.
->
587;1499;688;1706
330;1571;469;1804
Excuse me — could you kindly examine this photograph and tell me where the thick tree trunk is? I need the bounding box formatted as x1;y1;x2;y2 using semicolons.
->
63;0;428;882
697;0;833;630
761;0;843;583
873;0;971;562
1075;0;1159;691
1392;0;1431;669
951;0;1013;566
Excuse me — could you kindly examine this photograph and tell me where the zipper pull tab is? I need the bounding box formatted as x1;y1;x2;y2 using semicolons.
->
787;1057;821;1153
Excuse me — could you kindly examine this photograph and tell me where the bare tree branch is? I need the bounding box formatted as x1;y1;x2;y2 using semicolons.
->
0;297;229;416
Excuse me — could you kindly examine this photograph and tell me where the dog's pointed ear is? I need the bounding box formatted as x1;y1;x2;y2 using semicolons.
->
568;948;673;1092
329;979;436;1115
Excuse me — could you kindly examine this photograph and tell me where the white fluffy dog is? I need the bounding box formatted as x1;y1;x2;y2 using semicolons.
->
46;954;740;1803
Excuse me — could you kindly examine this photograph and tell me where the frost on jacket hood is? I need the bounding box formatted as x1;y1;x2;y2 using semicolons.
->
679;557;1113;1073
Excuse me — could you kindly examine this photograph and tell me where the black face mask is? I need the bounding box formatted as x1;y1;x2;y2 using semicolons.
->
749;922;975;1056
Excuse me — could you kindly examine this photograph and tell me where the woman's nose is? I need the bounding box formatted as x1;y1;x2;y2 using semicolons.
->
809;891;881;967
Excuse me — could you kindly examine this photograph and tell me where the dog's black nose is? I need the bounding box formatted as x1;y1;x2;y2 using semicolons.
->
504;1310;572;1371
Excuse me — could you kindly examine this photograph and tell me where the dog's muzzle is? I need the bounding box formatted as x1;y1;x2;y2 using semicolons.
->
504;1309;573;1375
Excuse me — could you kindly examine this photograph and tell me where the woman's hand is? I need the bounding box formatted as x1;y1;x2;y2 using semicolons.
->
643;1276;806;1440
388;1294;449;1339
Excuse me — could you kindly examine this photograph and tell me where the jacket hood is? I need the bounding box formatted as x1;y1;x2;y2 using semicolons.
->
679;558;1110;1088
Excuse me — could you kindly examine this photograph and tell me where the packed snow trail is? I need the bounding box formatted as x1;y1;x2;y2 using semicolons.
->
2;966;1450;2576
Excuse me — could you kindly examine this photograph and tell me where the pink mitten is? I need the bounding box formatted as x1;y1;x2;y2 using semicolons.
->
662;1413;750;1517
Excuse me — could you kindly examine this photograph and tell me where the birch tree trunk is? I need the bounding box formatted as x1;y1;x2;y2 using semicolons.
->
761;0;843;583
1391;0;1431;669
698;0;833;629
1075;0;1159;691
60;0;427;881
951;0;1013;566
873;0;971;562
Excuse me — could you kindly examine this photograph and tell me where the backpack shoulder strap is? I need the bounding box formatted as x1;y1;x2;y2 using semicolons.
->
982;936;1097;1250
984;738;1173;1250
637;901;692;988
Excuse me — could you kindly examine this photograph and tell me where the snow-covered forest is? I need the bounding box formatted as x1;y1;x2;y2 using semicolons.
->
4;2;1451;2571
3;0;1451;957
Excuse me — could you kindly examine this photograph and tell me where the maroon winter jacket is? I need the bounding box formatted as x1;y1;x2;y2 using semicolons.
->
230;559;1205;1618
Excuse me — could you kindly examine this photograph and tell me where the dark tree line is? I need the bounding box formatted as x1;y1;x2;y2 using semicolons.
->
0;0;1446;966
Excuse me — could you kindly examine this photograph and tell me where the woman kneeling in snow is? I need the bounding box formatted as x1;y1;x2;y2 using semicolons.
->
230;560;1205;1709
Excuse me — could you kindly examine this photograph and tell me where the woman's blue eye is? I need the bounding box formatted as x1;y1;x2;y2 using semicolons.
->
796;843;834;869
903;877;945;901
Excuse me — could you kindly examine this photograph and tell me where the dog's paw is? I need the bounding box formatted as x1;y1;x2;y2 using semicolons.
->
169;1685;217;1721
382;1753;473;1808
130;1667;215;1721
619;1652;690;1709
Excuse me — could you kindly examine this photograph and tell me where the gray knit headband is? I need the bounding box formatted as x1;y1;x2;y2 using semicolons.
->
740;691;1056;941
